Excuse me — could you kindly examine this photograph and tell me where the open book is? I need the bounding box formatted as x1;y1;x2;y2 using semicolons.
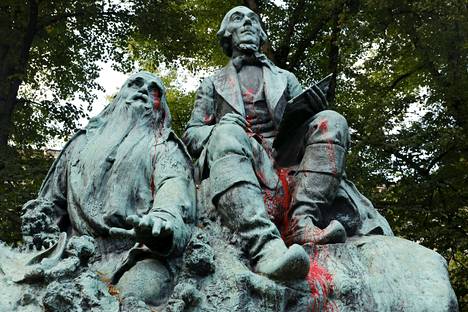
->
273;74;333;166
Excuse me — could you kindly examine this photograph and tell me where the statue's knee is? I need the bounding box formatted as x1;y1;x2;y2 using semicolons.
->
208;123;251;160
314;110;348;130
307;110;350;146
116;258;172;306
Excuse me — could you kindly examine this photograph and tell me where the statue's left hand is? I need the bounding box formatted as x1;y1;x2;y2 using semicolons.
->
109;214;173;246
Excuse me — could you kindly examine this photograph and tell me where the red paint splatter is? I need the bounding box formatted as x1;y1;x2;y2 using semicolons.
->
318;120;337;176
307;246;337;312
152;89;161;110
244;87;255;103
318;120;328;132
150;88;162;199
204;114;215;125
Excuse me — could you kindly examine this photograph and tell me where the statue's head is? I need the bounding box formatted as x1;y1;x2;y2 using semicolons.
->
217;6;267;57
87;71;171;132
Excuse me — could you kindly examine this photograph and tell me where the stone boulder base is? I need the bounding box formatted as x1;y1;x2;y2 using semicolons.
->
303;236;459;312
164;219;458;312
0;227;458;311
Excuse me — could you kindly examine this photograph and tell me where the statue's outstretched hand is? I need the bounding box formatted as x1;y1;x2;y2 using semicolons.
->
219;112;249;129
109;214;173;247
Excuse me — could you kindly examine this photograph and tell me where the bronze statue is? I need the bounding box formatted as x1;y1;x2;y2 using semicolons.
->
183;6;392;280
21;71;196;305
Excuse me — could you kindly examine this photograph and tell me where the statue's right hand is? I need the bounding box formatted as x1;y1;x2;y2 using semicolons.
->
218;113;249;129
109;214;173;246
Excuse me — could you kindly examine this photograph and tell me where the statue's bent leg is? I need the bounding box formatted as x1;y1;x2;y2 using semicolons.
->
287;110;349;245
207;123;309;280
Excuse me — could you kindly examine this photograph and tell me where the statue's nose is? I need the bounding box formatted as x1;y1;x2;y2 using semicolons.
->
138;84;149;95
243;17;253;26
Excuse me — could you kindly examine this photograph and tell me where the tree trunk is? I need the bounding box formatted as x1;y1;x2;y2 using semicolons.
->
327;10;341;103
0;76;20;149
0;0;38;150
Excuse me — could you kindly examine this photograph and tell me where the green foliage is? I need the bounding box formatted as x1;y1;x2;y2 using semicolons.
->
1;0;466;307
0;0;133;149
0;147;53;244
151;68;196;137
127;0;241;71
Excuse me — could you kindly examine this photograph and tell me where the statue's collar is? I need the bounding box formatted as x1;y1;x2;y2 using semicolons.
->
231;52;273;72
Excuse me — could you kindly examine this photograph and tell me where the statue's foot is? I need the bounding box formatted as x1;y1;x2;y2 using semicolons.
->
286;218;347;245
254;239;310;280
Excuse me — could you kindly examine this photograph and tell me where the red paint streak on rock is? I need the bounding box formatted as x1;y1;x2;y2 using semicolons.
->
318;120;337;176
307;246;336;312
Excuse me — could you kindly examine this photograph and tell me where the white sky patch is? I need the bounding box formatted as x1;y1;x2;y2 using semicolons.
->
273;0;287;8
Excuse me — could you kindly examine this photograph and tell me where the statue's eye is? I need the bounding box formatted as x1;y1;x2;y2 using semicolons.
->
128;78;144;88
231;14;242;22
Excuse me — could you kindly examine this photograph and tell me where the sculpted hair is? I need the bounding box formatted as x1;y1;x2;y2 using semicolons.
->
216;6;268;57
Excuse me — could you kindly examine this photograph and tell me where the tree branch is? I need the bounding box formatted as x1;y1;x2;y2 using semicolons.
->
387;64;424;90
288;2;342;70
275;0;306;67
39;9;130;30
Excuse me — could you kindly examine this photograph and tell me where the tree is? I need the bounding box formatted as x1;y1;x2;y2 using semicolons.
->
0;0;133;150
1;0;466;306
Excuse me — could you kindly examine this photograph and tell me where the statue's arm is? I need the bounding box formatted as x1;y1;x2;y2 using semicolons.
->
21;134;80;248
286;71;304;100
146;136;196;257
182;76;216;158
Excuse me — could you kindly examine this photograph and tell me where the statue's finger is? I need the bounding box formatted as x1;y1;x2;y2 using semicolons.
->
126;215;140;227
139;215;152;229
109;227;136;238
233;115;248;126
228;115;247;128
152;219;163;236
162;220;173;234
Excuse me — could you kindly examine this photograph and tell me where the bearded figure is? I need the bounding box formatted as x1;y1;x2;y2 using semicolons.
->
21;71;196;305
183;6;393;281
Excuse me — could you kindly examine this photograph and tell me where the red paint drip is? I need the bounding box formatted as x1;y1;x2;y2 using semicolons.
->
307;246;336;312
204;114;215;125
150;89;162;199
261;169;291;227
152;89;161;110
318;120;337;176
150;175;155;196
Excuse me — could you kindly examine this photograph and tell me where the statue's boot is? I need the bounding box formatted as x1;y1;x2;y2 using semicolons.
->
286;141;348;245
212;155;309;281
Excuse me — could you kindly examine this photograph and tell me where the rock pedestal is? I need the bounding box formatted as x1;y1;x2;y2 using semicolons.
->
0;220;459;311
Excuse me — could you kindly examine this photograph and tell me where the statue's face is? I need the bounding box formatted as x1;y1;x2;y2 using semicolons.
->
226;7;262;53
124;73;161;108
